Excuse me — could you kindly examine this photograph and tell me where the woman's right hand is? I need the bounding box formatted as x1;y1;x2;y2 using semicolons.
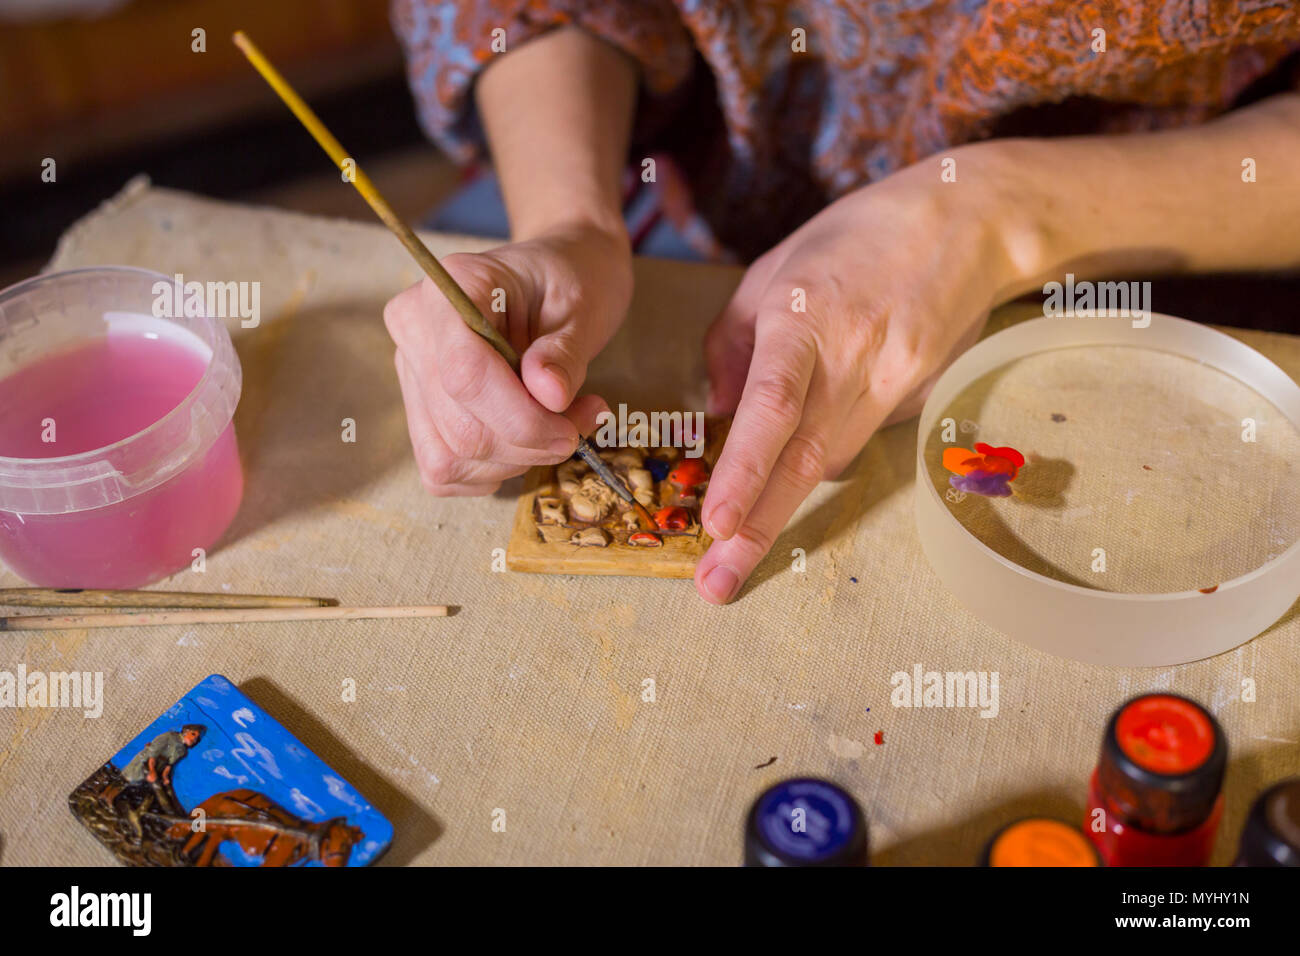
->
383;223;632;496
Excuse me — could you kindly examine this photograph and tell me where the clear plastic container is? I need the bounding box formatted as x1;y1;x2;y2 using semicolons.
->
915;312;1300;666
0;267;244;587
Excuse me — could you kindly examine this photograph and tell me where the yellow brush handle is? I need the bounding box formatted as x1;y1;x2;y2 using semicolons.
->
232;30;520;370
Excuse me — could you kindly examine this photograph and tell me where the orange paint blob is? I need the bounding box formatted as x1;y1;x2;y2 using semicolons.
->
942;447;981;475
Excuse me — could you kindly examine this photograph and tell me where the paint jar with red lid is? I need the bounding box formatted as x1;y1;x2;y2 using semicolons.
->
1084;693;1226;867
1234;778;1300;867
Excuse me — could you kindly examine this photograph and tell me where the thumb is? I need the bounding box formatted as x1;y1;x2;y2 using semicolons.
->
520;327;599;414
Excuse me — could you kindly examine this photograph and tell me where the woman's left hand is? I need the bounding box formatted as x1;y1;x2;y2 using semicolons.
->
696;145;1025;603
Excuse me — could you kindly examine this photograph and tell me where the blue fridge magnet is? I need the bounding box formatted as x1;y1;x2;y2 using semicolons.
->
68;673;392;866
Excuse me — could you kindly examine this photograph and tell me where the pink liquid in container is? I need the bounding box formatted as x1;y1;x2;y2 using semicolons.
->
0;267;243;587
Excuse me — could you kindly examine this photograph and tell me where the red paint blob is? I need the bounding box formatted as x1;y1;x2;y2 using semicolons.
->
654;506;690;531
974;443;1025;469
873;731;884;746
1115;695;1214;774
629;532;662;547
668;458;710;490
942;443;1024;482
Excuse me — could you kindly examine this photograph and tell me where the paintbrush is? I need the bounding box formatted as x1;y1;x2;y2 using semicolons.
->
232;31;656;532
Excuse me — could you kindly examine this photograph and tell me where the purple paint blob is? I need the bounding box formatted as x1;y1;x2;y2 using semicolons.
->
950;470;1013;497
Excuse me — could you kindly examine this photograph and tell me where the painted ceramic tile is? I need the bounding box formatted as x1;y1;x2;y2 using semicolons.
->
68;673;391;866
507;415;730;577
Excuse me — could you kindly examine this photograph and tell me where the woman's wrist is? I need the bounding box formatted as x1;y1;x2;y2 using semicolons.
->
477;26;637;251
948;105;1300;298
857;141;1049;312
513;202;629;249
930;139;1072;305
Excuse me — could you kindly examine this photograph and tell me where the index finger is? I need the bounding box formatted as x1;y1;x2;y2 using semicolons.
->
695;422;830;604
702;317;816;541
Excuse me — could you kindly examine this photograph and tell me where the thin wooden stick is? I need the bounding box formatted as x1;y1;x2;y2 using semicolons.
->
232;31;654;531
0;605;450;631
0;588;337;609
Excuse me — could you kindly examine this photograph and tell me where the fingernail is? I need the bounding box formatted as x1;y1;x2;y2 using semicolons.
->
708;501;741;539
702;564;740;603
543;362;570;398
549;436;576;457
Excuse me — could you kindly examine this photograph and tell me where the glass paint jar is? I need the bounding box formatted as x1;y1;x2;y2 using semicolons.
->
1234;778;1300;867
1085;694;1226;867
0;267;243;588
744;777;868;866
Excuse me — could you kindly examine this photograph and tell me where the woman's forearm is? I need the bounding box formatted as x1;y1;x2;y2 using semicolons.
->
476;26;638;242
946;92;1300;302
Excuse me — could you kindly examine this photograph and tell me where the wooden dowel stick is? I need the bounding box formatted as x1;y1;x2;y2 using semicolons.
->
0;588;337;609
0;605;450;631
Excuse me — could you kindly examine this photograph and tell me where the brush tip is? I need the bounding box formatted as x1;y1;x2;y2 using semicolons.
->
632;500;657;531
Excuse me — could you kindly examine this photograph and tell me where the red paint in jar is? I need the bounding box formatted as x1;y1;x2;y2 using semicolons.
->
1084;694;1226;867
1115;694;1215;774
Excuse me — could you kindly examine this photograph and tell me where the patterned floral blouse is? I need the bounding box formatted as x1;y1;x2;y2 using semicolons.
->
392;1;1300;258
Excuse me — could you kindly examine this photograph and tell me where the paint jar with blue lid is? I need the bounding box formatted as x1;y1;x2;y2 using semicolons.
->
744;777;868;866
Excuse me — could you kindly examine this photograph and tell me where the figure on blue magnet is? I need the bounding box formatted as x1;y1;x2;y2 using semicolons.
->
99;724;204;837
68;674;392;867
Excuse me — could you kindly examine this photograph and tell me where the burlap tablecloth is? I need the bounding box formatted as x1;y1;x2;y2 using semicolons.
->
1;178;1296;866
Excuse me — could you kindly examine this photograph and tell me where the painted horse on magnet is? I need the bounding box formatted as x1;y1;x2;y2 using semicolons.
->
169;788;364;867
